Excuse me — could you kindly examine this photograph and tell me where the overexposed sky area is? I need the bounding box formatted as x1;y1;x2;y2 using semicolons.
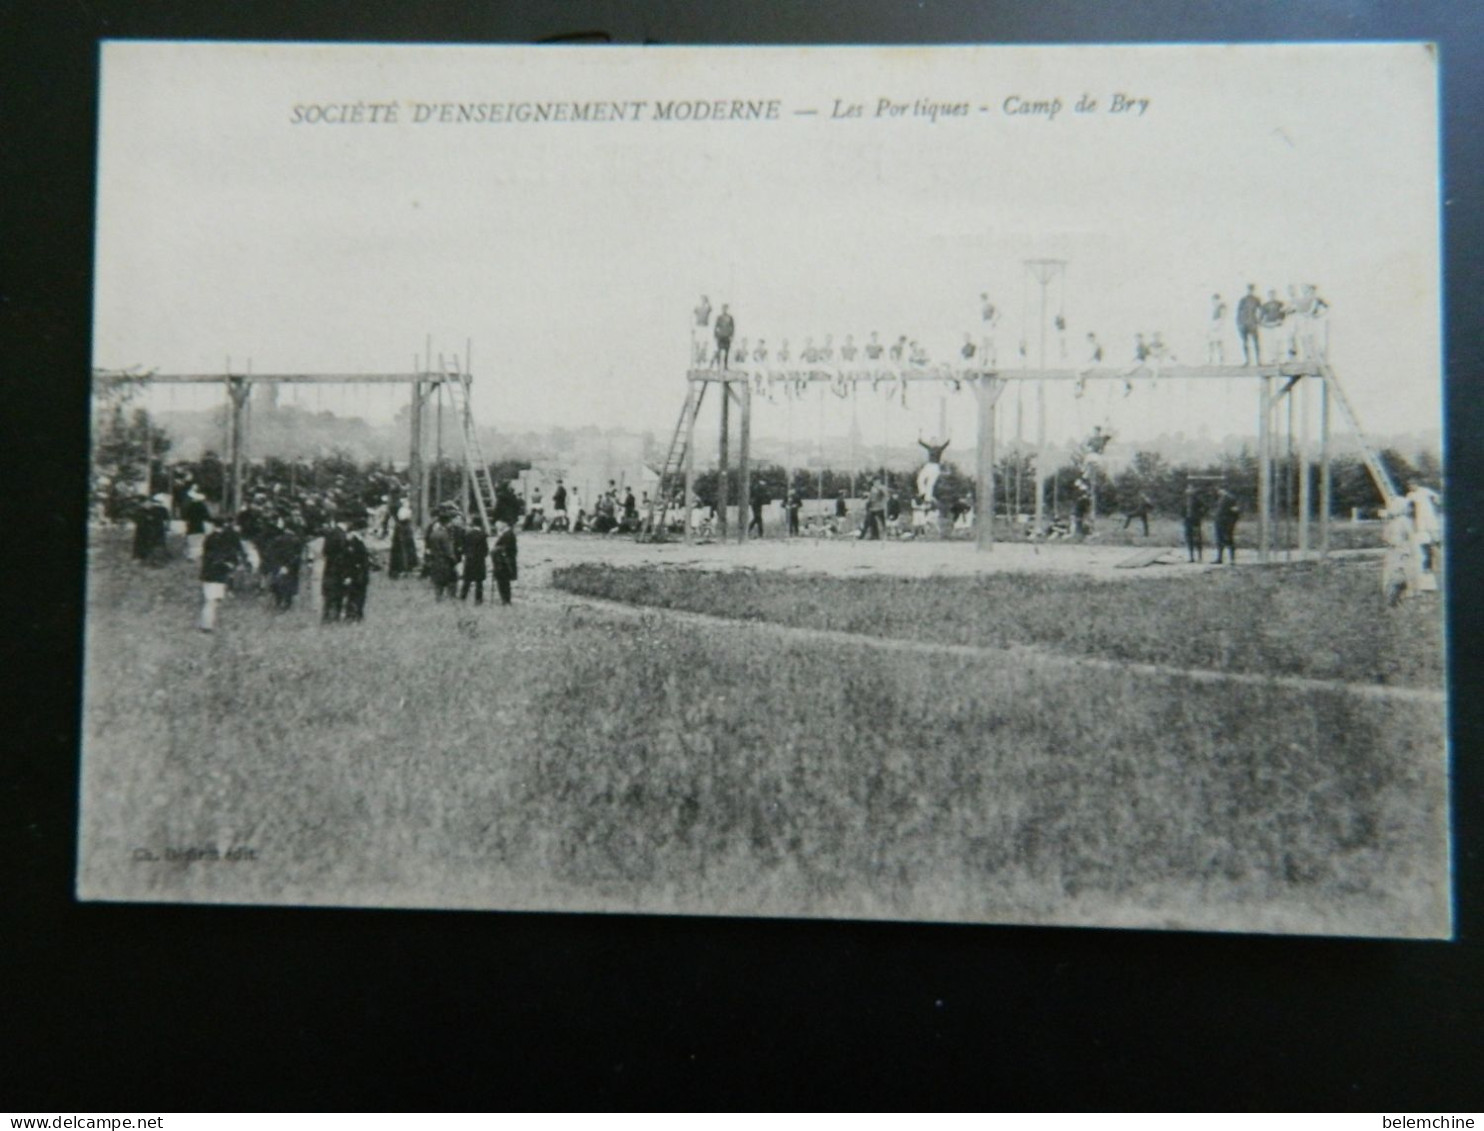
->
94;42;1441;451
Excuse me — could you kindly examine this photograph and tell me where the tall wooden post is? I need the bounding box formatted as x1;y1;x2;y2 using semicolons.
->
409;377;425;528
738;378;753;543
1258;374;1272;562
1319;373;1332;558
460;375;473;517
434;378;445;512
227;376;249;517
975;377;998;551
717;379;731;538
1034;378;1047;530
683;378;698;544
142;410;154;499
1298;375;1311;555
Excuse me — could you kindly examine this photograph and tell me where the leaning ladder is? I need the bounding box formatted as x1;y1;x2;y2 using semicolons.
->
1303;333;1401;508
642;380;707;538
453;374;498;534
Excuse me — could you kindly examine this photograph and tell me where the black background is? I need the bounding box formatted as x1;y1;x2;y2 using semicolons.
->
3;1;1482;1111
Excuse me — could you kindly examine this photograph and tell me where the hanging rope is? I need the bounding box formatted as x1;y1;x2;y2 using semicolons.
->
1056;270;1068;360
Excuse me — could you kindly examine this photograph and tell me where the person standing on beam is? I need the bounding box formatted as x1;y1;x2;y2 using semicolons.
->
1236;284;1262;366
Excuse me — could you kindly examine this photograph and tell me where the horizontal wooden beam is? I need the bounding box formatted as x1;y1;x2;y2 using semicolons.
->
686;362;1322;384
92;371;463;386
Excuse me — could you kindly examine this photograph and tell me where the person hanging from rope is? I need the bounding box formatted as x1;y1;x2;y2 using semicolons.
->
1055;312;1068;360
713;303;735;370
1181;485;1208;562
1076;332;1104;398
1121;333;1149;395
1213;488;1240;564
980;293;1000;366
1237;283;1263;366
916;433;951;503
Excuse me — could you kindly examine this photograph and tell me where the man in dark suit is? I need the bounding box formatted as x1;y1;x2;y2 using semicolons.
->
265;520;305;611
460;522;490;605
198;516;247;632
342;515;371;620
1214;489;1241;564
1183;486;1208;563
320;516;350;622
424;504;460;602
491;520;518;606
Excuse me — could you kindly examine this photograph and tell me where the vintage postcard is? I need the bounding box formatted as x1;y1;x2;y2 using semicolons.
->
82;41;1447;936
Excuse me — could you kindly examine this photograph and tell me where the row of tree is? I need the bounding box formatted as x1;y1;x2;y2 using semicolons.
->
689;445;1439;519
94;399;1438;524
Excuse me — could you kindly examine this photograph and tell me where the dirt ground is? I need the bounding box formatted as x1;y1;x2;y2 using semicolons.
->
511;529;1366;586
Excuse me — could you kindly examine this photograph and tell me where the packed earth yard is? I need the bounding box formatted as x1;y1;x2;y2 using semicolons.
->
78;525;1450;937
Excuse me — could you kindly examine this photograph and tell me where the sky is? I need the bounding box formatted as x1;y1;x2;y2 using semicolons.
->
93;42;1442;456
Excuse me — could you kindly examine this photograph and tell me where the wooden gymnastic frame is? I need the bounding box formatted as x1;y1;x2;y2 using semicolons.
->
681;353;1382;561
93;345;474;527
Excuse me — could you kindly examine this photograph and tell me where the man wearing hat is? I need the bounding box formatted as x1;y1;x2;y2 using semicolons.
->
1213;488;1240;564
264;517;305;611
342;513;371;621
425;503;460;602
491;520;518;606
460;519;490;605
198;516;247;632
183;488;212;563
320;513;350;622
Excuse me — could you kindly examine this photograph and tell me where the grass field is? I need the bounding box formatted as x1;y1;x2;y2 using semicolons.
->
78;527;1450;936
551;560;1444;687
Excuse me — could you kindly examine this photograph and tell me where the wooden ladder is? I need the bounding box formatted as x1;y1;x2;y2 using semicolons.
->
453;375;498;534
641;381;707;539
1303;331;1401;508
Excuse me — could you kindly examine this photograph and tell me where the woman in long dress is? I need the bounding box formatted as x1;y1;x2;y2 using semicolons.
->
388;503;419;579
